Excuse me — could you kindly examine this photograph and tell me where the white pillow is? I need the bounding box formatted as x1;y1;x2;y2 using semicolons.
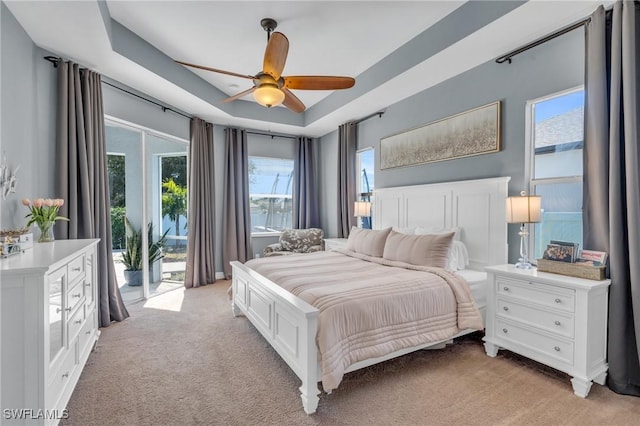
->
415;226;462;241
391;226;416;235
446;240;469;271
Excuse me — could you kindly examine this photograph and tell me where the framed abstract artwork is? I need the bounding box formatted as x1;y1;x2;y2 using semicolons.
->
380;101;501;169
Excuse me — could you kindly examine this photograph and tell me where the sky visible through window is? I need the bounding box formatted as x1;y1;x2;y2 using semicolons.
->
535;90;584;123
359;149;375;192
249;157;294;195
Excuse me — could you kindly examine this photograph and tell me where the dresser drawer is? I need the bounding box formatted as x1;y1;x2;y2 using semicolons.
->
67;253;86;285
496;277;575;313
78;311;96;358
497;297;575;338
495;319;574;365
67;303;86;345
47;345;77;407
66;278;86;313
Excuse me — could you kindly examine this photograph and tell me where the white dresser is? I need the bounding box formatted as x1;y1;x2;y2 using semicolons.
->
1;239;100;425
483;264;610;398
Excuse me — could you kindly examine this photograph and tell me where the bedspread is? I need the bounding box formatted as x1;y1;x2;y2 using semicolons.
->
244;249;483;391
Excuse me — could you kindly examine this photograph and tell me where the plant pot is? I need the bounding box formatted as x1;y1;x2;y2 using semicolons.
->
124;269;143;287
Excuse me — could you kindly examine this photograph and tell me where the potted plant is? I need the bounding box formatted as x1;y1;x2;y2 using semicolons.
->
121;217;169;286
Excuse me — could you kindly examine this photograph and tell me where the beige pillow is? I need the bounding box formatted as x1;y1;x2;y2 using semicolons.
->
345;227;392;257
383;230;454;268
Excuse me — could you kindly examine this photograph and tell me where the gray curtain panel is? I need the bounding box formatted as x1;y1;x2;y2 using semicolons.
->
337;122;357;237
55;62;129;326
584;2;640;396
222;128;253;279
184;118;216;288
293;137;320;229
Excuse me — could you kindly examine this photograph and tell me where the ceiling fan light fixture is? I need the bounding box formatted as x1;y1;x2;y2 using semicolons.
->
253;84;285;108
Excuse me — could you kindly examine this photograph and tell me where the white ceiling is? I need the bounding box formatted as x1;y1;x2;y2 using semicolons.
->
4;0;613;137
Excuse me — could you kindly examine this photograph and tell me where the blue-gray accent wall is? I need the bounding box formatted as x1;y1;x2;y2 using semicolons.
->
319;28;585;264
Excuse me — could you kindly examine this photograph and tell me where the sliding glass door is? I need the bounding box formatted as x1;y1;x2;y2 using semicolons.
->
106;118;188;304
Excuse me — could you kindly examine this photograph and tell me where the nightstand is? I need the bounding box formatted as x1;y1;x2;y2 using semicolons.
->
483;264;611;398
324;238;348;251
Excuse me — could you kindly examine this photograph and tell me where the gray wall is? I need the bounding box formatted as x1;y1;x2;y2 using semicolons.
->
2;0;585;269
318;29;585;264
0;3;57;230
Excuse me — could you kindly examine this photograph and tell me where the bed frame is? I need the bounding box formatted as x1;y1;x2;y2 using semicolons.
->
230;176;510;414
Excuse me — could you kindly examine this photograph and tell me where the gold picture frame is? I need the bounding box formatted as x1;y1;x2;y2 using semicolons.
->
380;101;501;169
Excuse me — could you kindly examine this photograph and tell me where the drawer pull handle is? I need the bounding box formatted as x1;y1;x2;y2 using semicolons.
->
555;298;562;304
554;346;561;352
503;286;509;291
62;372;69;379
86;331;92;335
72;267;81;272
56;307;62;313
85;283;91;287
555;320;561;326
75;319;82;325
65;307;72;312
502;328;508;334
503;306;509;311
72;293;81;298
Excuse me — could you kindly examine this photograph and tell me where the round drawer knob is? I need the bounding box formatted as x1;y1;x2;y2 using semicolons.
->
555;320;561;326
502;328;508;334
503;286;509;291
503;306;509;311
554;346;561;352
555;298;562;304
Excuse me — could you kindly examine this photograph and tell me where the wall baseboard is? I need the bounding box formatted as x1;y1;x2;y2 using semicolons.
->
215;272;226;280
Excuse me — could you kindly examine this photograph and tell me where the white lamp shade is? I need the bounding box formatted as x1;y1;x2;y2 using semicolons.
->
506;193;541;223
354;201;372;217
253;84;285;107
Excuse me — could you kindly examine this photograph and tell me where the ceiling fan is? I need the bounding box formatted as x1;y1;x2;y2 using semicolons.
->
175;18;355;113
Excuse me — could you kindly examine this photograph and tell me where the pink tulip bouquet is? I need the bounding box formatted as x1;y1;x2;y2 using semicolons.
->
22;198;69;227
22;198;69;242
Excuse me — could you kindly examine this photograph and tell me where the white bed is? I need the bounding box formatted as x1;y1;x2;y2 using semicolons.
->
230;176;510;414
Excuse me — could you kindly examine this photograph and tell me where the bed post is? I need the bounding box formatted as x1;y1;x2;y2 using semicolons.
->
299;312;320;414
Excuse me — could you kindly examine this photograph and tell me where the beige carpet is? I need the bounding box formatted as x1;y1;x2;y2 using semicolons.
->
62;282;640;426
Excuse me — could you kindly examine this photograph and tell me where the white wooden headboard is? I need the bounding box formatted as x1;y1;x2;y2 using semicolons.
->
373;177;510;270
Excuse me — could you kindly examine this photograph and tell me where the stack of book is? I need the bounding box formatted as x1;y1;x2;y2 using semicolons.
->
538;240;607;280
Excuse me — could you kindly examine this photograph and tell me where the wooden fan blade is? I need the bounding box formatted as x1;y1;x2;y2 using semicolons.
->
175;60;256;80
283;76;355;90
222;87;256;103
263;32;289;80
282;88;305;113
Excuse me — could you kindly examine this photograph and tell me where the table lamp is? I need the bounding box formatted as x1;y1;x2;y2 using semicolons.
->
506;191;541;269
354;201;372;228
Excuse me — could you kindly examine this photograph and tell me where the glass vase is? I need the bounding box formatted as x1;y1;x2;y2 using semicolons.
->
37;221;55;243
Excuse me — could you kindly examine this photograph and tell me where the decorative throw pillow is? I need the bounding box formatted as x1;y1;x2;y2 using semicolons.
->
345;227;392;257
414;226;462;241
383;230;455;268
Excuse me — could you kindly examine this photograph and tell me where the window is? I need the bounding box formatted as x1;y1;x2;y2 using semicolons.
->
527;88;584;260
248;156;294;233
356;148;374;229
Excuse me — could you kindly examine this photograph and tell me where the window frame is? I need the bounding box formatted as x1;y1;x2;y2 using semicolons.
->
525;85;584;262
248;155;294;237
356;147;374;228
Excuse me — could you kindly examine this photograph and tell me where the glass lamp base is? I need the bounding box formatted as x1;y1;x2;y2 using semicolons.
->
515;260;534;269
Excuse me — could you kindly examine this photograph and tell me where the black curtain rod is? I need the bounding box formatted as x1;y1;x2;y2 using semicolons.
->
246;131;297;140
44;55;192;119
495;17;590;64
355;111;385;124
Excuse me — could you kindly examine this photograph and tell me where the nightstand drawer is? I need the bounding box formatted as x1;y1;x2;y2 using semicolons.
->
496;277;575;313
497;297;574;338
495;319;574;365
